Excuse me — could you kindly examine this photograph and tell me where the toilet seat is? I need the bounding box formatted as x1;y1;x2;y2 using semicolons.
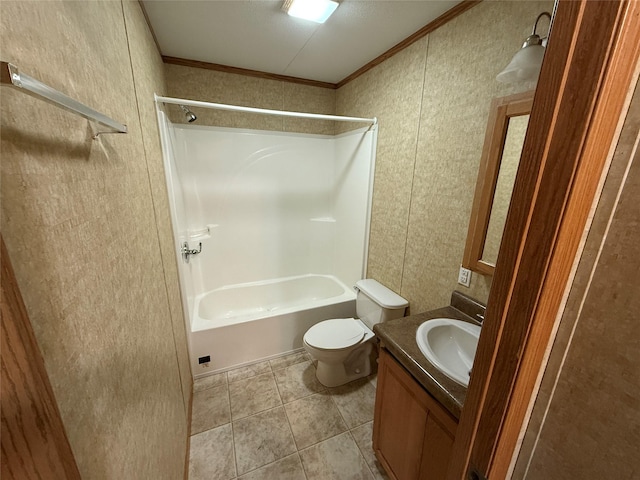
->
304;318;365;350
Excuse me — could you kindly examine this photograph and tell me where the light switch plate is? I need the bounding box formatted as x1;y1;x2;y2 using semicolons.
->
458;266;471;287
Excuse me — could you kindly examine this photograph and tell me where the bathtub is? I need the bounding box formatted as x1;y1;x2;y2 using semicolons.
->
190;274;357;375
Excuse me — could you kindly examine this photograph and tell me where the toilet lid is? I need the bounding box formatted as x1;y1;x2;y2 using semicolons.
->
305;318;365;350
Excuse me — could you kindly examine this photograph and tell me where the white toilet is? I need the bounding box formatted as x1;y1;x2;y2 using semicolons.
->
303;279;409;387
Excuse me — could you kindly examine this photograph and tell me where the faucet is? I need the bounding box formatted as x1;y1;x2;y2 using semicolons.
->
181;242;202;263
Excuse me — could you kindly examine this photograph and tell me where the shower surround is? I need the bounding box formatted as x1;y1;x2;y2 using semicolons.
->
157;102;378;375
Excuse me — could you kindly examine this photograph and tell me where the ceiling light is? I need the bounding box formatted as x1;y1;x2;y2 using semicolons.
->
284;0;339;24
497;12;552;84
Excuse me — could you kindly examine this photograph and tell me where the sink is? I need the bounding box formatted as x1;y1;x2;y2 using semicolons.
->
416;318;481;387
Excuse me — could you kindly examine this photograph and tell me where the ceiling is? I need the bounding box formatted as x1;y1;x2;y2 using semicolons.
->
141;0;464;85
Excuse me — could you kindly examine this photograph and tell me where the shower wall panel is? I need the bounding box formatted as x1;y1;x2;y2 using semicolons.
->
157;112;197;323
171;125;373;293
333;128;377;288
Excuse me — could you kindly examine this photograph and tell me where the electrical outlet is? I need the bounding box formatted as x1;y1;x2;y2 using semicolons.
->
458;266;471;287
198;355;210;365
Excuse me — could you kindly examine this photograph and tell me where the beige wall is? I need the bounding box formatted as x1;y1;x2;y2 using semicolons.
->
163;2;552;314
123;1;192;414
6;1;635;478
164;64;337;135
513;80;640;479
337;1;552;313
0;1;189;478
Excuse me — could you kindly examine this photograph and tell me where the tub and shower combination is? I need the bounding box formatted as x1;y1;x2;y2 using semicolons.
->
156;97;378;375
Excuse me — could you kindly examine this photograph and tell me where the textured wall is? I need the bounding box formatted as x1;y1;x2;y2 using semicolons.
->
337;38;428;298
337;1;551;312
122;1;192;415
0;1;189;478
513;81;640;479
164;64;336;134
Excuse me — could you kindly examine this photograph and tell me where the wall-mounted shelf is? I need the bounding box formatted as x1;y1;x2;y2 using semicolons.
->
1;61;127;139
187;224;219;242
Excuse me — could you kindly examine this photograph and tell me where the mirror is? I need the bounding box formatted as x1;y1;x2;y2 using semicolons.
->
463;91;534;276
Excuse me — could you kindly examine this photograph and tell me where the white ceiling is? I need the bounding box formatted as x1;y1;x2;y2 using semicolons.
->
142;0;463;84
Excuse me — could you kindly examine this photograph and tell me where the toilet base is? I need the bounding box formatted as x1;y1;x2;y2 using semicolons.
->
314;341;374;387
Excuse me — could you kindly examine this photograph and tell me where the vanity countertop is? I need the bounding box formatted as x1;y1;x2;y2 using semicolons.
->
373;293;484;420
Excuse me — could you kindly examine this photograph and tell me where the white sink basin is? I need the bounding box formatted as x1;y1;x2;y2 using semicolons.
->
416;318;481;387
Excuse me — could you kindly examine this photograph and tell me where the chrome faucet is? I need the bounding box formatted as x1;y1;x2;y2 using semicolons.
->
181;242;202;263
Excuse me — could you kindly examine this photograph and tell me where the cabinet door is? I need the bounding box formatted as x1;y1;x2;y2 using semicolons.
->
419;414;456;480
373;348;430;480
373;347;458;480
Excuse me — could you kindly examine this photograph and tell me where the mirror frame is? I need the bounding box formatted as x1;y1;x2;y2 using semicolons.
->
463;90;534;276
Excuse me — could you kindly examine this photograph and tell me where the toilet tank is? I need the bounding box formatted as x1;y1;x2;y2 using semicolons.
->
355;279;409;330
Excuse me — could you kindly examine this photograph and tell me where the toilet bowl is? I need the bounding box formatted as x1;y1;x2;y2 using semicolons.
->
303;279;409;387
304;318;376;387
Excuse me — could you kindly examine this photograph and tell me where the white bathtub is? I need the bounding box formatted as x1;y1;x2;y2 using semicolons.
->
190;274;356;375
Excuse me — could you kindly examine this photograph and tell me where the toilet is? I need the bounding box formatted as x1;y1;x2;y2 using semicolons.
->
303;279;409;387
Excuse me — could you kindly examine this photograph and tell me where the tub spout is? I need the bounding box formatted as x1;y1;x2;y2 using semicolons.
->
181;241;202;263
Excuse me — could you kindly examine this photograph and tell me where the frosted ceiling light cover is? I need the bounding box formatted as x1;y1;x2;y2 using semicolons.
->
287;0;339;23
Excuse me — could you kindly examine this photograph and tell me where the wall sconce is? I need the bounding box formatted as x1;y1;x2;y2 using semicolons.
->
497;12;552;83
283;0;339;24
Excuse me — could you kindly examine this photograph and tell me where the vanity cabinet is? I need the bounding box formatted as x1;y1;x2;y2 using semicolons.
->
373;347;458;480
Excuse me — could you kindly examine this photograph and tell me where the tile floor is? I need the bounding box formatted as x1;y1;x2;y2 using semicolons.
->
189;351;389;480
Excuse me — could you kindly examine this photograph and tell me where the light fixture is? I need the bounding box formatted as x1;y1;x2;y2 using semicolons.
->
283;0;339;24
497;12;552;84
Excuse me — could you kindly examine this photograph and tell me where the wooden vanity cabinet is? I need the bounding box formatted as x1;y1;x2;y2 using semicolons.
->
373;347;458;480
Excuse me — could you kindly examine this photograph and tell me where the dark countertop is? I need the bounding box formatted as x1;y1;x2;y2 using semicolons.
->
373;292;484;420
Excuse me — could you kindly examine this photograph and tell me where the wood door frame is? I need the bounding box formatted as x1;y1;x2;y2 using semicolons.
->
1;236;82;479
447;1;640;479
463;90;534;277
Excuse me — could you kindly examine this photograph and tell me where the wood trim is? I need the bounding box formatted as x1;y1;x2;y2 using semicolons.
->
463;91;534;277
447;1;640;479
1;236;82;479
336;0;481;88
162;56;338;90
161;0;480;90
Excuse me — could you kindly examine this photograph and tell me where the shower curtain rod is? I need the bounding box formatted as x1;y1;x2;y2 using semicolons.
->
155;95;377;125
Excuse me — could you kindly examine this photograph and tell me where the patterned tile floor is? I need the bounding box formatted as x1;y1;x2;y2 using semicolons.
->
188;351;389;480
